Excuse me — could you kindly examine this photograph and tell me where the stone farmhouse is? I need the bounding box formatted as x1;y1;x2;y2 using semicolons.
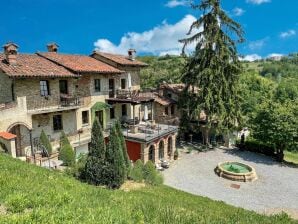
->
0;42;177;165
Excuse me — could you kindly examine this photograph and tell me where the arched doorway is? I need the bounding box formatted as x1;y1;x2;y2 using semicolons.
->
158;140;164;160
148;145;155;162
7;122;31;157
167;136;173;158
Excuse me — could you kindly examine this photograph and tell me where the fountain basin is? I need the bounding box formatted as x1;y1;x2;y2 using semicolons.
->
215;161;257;182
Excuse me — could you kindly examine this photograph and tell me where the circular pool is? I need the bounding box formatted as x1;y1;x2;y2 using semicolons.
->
215;162;257;182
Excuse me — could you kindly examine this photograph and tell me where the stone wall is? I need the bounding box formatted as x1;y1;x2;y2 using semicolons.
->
0;73;13;104
14;78;76;111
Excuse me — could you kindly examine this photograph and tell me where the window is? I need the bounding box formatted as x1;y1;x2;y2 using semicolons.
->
122;104;127;116
94;79;101;92
110;107;115;119
165;107;169;115
82;111;89;125
121;78;126;89
171;105;175;115
59;80;68;94
40;80;50;96
53;114;63;131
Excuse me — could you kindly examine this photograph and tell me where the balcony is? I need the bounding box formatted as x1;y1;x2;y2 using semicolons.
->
107;89;155;105
0;101;17;111
121;122;178;143
27;95;85;114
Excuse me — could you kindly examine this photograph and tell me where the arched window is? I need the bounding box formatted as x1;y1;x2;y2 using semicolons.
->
158;141;164;160
149;145;155;162
167;136;173;157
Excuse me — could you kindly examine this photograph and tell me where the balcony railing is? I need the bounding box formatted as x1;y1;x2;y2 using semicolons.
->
0;101;17;111
27;95;82;112
115;89;155;99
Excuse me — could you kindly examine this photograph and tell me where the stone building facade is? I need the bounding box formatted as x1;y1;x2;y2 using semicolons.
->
0;42;178;165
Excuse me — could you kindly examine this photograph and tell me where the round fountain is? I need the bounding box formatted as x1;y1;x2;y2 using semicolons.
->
215;162;257;182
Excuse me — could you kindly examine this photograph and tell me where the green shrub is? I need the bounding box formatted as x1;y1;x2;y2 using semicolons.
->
60;131;70;149
105;125;126;189
59;144;75;166
236;138;276;157
65;153;87;179
130;160;144;182
143;161;163;186
39;130;52;155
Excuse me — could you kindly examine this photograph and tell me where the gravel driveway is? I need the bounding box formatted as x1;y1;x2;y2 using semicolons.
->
163;148;298;218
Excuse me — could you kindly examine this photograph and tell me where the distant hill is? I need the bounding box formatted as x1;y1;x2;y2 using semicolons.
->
138;53;298;89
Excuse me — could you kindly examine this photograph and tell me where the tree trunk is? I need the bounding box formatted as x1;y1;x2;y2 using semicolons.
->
276;148;284;162
200;126;210;146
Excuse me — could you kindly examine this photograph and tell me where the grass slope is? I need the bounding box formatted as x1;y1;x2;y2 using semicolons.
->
285;151;298;165
0;154;295;224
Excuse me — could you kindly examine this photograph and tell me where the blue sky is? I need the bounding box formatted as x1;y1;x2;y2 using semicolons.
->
0;0;297;60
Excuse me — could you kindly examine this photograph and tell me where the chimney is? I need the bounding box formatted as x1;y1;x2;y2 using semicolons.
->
128;49;136;61
47;43;59;53
3;42;19;65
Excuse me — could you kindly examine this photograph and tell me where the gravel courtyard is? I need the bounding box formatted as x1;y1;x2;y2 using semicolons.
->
163;148;298;218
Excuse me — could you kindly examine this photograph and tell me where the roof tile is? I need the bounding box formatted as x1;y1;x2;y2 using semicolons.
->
0;54;77;78
38;52;123;73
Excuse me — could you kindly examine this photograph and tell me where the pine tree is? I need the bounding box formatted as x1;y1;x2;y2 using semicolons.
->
84;120;108;185
115;120;131;177
39;130;52;155
179;0;244;144
106;125;126;189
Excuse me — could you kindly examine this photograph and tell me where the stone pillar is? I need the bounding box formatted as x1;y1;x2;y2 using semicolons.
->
142;144;149;164
9;139;16;158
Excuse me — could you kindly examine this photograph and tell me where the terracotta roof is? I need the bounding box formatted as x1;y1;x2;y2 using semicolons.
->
0;132;17;140
38;52;123;74
154;93;176;106
0;54;77;78
159;83;199;94
92;51;148;67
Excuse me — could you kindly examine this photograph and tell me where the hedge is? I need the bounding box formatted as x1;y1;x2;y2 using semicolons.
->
236;139;276;157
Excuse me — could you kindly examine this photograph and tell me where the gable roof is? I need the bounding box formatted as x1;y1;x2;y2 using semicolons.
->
92;51;148;67
154;93;177;106
0;53;77;78
38;52;123;74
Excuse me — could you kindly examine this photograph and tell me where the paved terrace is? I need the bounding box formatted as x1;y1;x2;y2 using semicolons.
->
122;123;178;143
163;148;298;219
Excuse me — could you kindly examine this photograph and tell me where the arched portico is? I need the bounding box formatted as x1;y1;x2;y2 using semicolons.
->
158;140;165;160
167;136;173;159
148;145;155;162
7;122;32;157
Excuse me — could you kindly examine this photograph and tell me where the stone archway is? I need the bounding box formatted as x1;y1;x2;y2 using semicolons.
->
167;136;173;159
158;140;165;160
7;122;31;157
148;145;155;162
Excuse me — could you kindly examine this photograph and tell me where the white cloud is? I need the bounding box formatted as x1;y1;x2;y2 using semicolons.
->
246;0;271;5
165;0;188;8
280;30;296;39
240;54;262;62
248;38;267;50
233;7;245;16
94;14;197;56
267;53;283;58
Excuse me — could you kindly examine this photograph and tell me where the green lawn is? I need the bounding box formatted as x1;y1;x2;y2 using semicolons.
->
0;154;295;224
284;151;298;165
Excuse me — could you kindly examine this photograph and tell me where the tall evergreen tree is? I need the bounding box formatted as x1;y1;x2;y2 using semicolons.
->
84;120;107;185
115;120;131;174
106;125;126;188
179;0;244;144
